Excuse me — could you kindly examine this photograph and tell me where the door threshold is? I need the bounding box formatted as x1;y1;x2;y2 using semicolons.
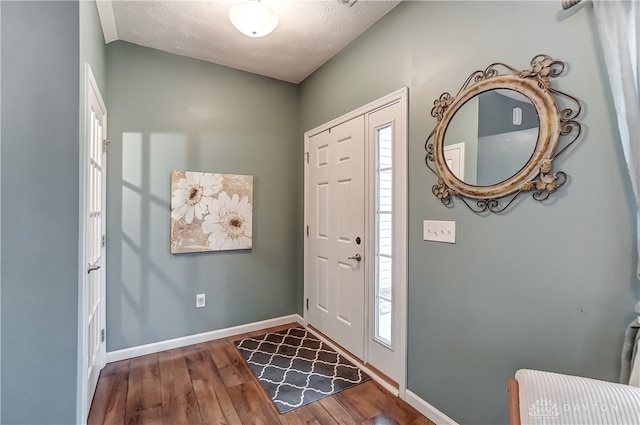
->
306;325;400;396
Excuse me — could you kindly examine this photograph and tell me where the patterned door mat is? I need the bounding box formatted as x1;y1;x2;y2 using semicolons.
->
235;327;370;414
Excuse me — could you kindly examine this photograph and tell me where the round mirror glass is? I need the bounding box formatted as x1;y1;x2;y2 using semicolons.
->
443;89;539;186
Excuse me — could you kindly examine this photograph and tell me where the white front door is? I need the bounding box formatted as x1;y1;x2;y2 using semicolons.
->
305;88;408;396
307;116;366;359
79;64;107;422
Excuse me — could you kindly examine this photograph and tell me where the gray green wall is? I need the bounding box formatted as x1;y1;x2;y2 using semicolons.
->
1;2;638;424
299;1;639;423
80;0;106;94
105;41;300;351
0;1;106;422
1;2;80;423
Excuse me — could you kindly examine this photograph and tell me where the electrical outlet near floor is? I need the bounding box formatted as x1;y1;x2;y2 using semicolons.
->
196;293;206;308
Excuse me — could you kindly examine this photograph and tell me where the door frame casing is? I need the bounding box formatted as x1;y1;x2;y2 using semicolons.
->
364;98;407;385
77;63;107;424
303;87;408;398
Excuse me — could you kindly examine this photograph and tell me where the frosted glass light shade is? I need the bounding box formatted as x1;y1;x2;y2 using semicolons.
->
229;1;279;38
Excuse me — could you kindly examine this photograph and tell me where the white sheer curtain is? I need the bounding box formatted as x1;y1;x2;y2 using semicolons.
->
593;0;640;386
594;0;640;266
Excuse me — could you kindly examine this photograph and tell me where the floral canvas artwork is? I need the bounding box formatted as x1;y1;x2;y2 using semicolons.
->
170;171;253;254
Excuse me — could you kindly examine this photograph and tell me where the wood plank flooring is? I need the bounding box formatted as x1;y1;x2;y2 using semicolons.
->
88;323;435;425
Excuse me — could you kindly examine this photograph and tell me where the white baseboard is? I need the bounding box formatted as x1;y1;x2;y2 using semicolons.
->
106;314;303;363
405;390;459;425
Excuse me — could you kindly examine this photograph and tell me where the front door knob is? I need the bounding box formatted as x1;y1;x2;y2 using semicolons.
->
347;253;362;262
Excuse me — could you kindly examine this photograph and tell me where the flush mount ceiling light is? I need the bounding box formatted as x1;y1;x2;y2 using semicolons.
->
229;0;279;38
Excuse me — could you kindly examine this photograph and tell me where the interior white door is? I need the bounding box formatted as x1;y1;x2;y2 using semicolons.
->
444;142;465;181
80;64;107;421
307;116;365;359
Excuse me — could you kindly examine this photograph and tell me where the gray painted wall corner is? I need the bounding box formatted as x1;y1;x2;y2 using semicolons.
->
105;42;300;351
1;1;80;423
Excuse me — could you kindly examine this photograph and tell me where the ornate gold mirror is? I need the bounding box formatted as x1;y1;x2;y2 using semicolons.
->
425;55;582;214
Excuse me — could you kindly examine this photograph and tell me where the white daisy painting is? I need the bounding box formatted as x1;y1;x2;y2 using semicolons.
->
170;171;253;254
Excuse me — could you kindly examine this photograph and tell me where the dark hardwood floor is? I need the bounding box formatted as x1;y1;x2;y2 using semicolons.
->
88;323;435;425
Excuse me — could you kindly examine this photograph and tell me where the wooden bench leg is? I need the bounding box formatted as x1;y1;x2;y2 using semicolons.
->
507;378;521;425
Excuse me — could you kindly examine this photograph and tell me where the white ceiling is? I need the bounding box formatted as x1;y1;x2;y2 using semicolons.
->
96;0;402;84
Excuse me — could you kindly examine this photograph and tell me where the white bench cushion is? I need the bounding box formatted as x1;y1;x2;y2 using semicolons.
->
516;369;640;425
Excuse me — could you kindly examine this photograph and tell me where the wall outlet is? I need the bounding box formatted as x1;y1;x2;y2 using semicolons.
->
423;220;456;244
196;293;206;308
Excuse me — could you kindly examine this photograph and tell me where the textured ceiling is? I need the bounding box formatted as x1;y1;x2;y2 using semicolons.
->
96;0;401;83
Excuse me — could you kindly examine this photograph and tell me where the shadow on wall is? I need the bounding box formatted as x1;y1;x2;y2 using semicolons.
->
112;132;242;347
116;132;189;345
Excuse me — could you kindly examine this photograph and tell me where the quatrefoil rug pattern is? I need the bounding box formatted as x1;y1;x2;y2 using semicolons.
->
235;327;370;414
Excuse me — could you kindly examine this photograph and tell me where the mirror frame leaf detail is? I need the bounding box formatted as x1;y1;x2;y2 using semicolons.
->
425;54;582;214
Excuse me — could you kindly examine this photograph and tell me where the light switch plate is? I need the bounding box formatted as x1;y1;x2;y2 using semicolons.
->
423;220;456;243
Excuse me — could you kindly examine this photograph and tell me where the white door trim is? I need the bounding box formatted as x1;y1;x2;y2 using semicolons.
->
397;88;409;398
304;89;407;139
304;87;408;398
77;63;107;424
365;92;408;397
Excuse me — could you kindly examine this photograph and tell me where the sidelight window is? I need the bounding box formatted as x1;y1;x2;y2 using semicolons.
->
375;125;393;345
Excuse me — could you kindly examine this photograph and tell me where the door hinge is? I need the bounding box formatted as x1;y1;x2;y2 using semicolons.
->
306;225;309;237
102;139;110;153
102;235;106;247
101;329;105;342
306;298;309;310
305;151;309;164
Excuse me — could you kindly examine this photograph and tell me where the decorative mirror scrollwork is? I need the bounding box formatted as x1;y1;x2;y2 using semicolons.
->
425;54;582;214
